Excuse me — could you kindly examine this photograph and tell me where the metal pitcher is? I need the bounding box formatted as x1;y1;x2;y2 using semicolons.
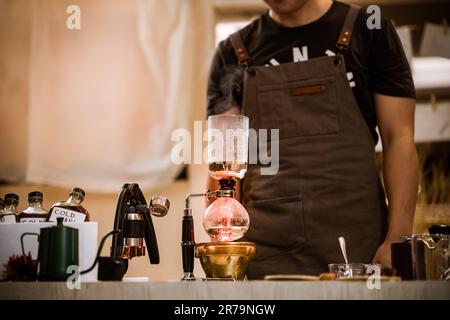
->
411;233;450;280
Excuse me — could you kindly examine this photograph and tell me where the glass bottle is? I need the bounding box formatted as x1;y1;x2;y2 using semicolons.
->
18;191;49;223
48;187;90;223
0;193;19;224
203;180;250;242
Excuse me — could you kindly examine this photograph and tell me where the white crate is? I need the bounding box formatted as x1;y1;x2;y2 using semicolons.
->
0;222;98;282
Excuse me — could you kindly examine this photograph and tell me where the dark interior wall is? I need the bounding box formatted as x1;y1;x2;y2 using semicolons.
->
378;0;450;54
379;1;450;25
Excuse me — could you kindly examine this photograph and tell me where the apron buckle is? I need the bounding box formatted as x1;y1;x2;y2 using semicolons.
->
333;54;343;65
240;60;256;76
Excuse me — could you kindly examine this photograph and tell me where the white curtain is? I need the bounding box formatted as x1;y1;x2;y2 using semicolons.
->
0;0;213;192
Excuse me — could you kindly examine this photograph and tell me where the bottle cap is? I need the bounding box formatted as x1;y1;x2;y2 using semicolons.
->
5;193;19;202
56;217;64;226
71;187;85;198
28;191;43;199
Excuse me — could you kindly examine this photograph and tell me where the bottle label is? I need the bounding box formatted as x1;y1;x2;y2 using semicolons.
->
20;217;47;223
0;214;17;224
48;207;86;223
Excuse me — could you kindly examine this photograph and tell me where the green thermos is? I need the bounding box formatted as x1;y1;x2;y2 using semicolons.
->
21;217;79;281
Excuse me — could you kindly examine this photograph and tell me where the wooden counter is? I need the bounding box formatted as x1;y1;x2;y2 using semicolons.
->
0;281;449;300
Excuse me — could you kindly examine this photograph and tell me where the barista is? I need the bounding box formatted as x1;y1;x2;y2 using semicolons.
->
207;0;419;279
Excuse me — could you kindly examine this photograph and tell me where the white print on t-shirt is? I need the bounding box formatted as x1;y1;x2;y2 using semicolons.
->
347;72;356;87
293;46;308;62
269;58;280;65
266;46;357;88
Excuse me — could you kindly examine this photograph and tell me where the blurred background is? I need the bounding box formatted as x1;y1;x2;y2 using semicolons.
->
0;0;449;281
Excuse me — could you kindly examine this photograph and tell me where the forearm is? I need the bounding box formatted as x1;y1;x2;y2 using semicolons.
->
382;136;419;241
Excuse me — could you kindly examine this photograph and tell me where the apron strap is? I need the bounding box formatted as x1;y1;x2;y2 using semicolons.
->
230;5;360;66
336;4;361;53
230;31;251;64
230;31;255;75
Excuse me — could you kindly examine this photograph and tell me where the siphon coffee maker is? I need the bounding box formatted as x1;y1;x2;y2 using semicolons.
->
181;115;255;281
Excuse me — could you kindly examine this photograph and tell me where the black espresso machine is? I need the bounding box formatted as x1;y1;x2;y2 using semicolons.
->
83;183;170;280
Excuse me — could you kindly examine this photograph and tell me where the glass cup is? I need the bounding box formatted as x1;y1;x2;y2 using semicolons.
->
207;114;249;180
328;263;382;279
328;263;367;279
365;263;382;276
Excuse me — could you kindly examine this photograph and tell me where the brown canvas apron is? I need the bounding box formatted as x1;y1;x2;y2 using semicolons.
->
230;5;388;279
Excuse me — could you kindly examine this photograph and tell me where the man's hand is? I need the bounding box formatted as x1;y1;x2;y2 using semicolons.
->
375;93;419;269
372;233;408;269
372;240;392;269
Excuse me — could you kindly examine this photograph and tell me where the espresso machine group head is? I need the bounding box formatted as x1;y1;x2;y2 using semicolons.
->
111;183;169;264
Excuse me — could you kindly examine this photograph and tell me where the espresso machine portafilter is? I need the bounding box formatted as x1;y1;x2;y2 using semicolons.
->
111;183;169;263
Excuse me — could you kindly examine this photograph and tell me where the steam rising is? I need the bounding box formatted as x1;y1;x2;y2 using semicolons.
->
213;65;244;115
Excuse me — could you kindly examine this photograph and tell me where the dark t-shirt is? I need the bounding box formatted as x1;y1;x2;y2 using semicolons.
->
207;1;416;143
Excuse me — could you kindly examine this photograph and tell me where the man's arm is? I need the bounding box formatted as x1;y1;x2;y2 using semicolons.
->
372;93;419;268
